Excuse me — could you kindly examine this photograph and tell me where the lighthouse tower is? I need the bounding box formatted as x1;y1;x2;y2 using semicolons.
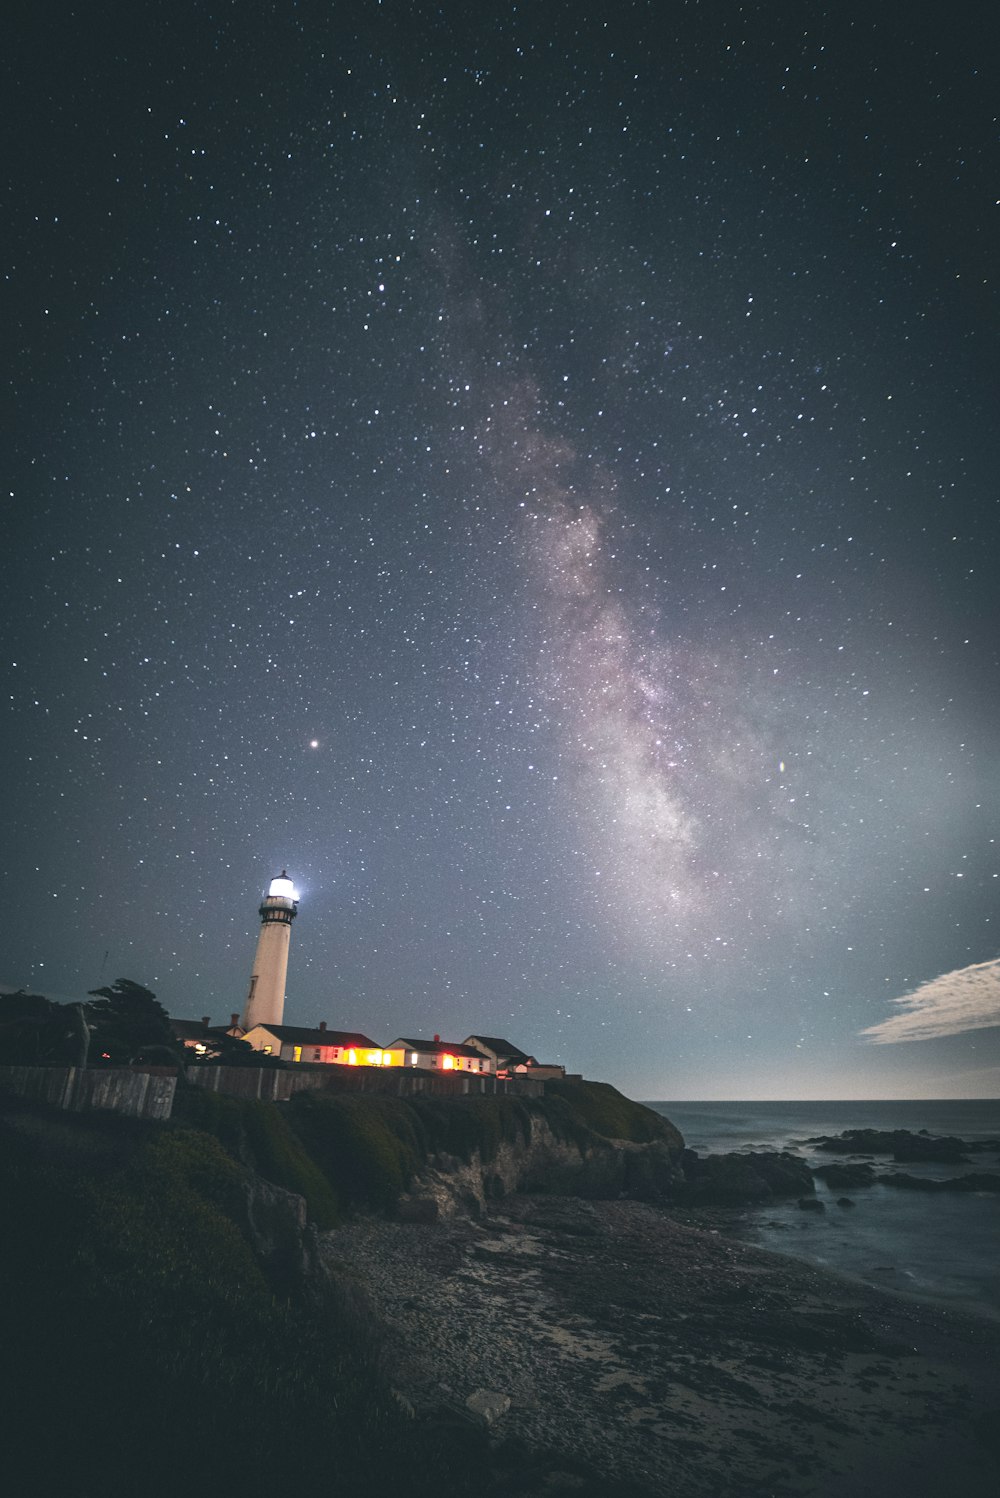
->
240;871;298;1031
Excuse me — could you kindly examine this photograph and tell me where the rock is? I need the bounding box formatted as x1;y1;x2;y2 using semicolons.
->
836;1197;856;1209
682;1149;815;1206
397;1195;439;1223
748;1152;817;1197
893;1135;970;1164
408;1109;685;1220
813;1162;876;1188
241;1173;320;1293
807;1128;988;1162
623;1140;686;1200
798;1197;825;1212
807;1129;900;1154
881;1172;1000;1193
465;1389;511;1427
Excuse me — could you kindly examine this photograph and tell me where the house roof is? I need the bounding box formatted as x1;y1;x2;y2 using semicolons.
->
170;1018;231;1040
464;1035;533;1063
385;1038;487;1060
245;1024;380;1048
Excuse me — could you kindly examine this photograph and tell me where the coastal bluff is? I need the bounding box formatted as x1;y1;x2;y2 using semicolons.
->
175;1074;692;1225
391;1078;687;1220
4;1083;999;1496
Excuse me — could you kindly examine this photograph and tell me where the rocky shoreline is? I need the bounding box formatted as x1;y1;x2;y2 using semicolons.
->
677;1128;1000;1209
325;1193;1000;1497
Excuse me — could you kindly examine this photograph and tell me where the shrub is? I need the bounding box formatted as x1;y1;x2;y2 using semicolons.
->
286;1091;424;1213
543;1079;680;1146
173;1085;340;1227
0;1100;492;1498
409;1093;534;1164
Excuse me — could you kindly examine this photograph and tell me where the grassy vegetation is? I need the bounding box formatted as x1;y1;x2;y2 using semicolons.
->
0;1096;490;1498
174;1083;340;1226
285;1090;424;1212
170;1079;677;1221
0;1080;680;1495
276;1090;537;1214
543;1078;682;1146
409;1093;535;1164
170;1079;676;1225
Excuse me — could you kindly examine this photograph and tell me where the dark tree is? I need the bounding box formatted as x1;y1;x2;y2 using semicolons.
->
86;978;179;1066
200;1031;285;1067
0;991;81;1065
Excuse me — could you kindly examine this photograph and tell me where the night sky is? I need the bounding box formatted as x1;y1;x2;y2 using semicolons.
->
4;1;998;1099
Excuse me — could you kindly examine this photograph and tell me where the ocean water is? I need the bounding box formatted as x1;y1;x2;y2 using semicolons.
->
645;1099;1000;1320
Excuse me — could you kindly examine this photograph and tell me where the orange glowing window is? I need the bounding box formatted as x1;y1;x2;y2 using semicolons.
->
348;1048;357;1065
442;1054;454;1070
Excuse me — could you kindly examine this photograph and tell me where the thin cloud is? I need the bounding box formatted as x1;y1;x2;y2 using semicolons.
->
860;959;1000;1044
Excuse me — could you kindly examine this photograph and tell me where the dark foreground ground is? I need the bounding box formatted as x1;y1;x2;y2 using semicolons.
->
326;1195;1000;1498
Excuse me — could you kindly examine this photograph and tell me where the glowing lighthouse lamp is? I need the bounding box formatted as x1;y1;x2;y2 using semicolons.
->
240;871;299;1032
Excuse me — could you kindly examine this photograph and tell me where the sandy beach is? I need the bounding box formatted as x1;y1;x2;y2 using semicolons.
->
325;1194;1000;1497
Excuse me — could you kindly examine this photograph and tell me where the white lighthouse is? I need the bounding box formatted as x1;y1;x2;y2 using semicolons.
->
240;871;298;1031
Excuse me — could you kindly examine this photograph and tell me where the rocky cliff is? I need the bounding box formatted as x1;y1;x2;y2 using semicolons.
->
400;1109;686;1220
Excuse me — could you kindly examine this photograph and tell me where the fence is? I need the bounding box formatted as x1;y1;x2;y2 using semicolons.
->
185;1063;545;1102
0;1064;177;1120
0;1061;545;1117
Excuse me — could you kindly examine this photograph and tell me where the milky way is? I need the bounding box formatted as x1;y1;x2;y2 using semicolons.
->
3;2;998;1097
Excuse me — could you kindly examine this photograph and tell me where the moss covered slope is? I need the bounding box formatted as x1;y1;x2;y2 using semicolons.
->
174;1076;683;1223
0;1098;493;1498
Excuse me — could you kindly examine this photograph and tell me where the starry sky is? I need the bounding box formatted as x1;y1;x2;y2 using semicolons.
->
4;1;999;1100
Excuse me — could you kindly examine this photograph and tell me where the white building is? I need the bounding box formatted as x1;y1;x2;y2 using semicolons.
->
240;871;298;1031
381;1037;494;1073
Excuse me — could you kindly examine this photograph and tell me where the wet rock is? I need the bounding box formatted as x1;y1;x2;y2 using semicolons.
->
397;1195;440;1223
682;1149;815;1206
893;1135;970;1165
809;1128;914;1154
323;1193;1000;1498
798;1197;825;1212
813;1161;876;1188
836;1197;856;1208
466;1388;512;1426
806;1128;995;1163
881;1172;1000;1193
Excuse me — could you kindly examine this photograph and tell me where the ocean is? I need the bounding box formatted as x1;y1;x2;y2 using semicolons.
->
645;1099;1000;1320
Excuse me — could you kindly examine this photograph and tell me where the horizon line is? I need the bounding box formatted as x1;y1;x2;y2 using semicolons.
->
635;1096;1000;1104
